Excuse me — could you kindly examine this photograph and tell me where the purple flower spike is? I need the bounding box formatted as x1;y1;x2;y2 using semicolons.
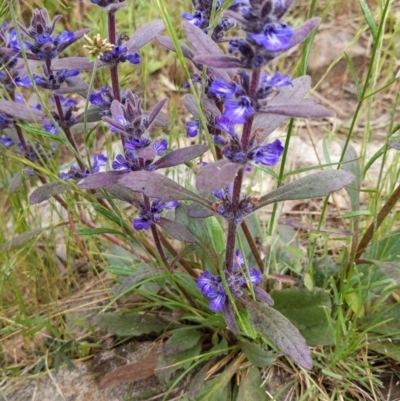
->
248;22;293;52
92;154;108;173
186;120;199;138
223;96;255;124
0;136;14;147
209;79;240;100
249;139;284;166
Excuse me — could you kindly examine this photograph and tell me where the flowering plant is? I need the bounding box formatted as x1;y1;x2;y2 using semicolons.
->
2;0;379;397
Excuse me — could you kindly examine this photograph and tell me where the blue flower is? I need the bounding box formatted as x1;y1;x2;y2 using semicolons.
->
0;114;14;129
186;120;199;138
257;72;292;99
223;96;254;124
100;34;141;65
112;154;135;173
184;73;201;89
215;116;236;137
182;10;205;27
209;79;240;100
33;69;79;90
43;123;59;134
60;154;107;180
0;135;13;147
133;216;153;230
248;139;284;166
153;139;168;155
248;22;293;52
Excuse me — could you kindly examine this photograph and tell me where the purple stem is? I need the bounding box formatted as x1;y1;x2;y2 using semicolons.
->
224;69;260;273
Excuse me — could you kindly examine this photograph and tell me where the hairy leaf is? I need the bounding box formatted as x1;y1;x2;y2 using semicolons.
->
113;267;164;295
157;217;196;243
272;287;333;346
243;298;313;370
95;312;167;336
75;107;104;123
126;19;165;52
0;99;46;122
260;103;334;118
52;57;103;71
289;17;321;48
257;170;355;209
223;302;239;333
236;367;268;401
155;35;196;62
78;171;122;190
29;181;70;204
202;98;221;118
340;142;361;212
164;329;203;356
196;159;242;192
104;184;137;203
183;94;200;118
194;55;244;69
98;353;159;390
238;340;276;368
9;169;33;193
147;97;168;129
153;145;208;169
186;203;214;218
254;287;274;306
118;171;213;208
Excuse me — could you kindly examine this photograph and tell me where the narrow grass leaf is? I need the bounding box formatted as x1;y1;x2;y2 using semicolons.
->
344;52;362;100
1;227;44;251
358;0;377;40
243;298;313;370
75;227;125;236
236;367;268;401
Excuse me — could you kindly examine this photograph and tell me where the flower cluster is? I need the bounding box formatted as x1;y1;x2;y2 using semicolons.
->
133;199;179;230
60;154;108;180
99;34;140;66
33;64;79;90
43;97;79;134
197;249;261;311
213;185;258;224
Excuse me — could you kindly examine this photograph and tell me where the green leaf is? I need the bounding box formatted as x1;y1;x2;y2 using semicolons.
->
164;329;203;356
271;287;333;346
360;304;400;337
113;267;165;295
175;204;220;269
243;299;313;370
238;340;276;368
236;367;268;401
257;170;355;209
358;0;377;40
95;312;168;336
367;340;400;362
343;52;362;100
105;245;138;267
365;229;400;262
188;360;213;401
340;142;361;213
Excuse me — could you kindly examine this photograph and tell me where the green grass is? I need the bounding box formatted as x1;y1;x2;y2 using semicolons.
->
1;0;400;399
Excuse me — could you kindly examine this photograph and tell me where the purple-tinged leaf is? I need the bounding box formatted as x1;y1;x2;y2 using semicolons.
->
118;171;213;208
9;169;33;193
153;145;208;169
254;287;274;306
105;2;127;12
289;18;321;49
157;217;195;243
0;47;36;60
126;19;165;52
196;160;242;193
238;340;276;368
223;10;247;25
260;103;334;119
0;100;46;123
222;302;239;334
183;94;200;119
257;170;355;209
155;35;196;63
340;142;361;212
78;171;122;190
144;110;169;128
202;98;221;118
243;298;313;370
52;57;104;72
75;107;104;123
182;22;233;81
136;147;156;161
187;203;214;218
252;76;311;142
193;55;244;69
105;184;137;204
54;85;90;95
147;98;168;129
29;181;70;204
1;227;45;252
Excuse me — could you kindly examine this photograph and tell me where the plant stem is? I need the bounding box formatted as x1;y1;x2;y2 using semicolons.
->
241;221;264;273
355;183;400;261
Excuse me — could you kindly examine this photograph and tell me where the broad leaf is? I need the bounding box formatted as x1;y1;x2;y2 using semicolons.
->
0;99;46;122
243;298;313;370
236;367;268;401
104;184;137;203
152;145;208;169
260;103;334;118
257;170;355;209
9;169;33;193
75;107;104;123
364;229;400;262
155;35;196;62
194;55;244;69
126;19;165;52
29;181;70;204
147;97;168;129
289;18;321;48
157;217;196;243
52;57;103;71
78;171;122;190
196;159;242;192
186;203;214;218
183;94;200;118
271;287;333;346
118;171;213;208
239;340;276;368
1;227;45;252
164;329;203;356
95;312;167;336
364;260;400;285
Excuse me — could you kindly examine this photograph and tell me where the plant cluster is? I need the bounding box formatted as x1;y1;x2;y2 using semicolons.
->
2;0;400;399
